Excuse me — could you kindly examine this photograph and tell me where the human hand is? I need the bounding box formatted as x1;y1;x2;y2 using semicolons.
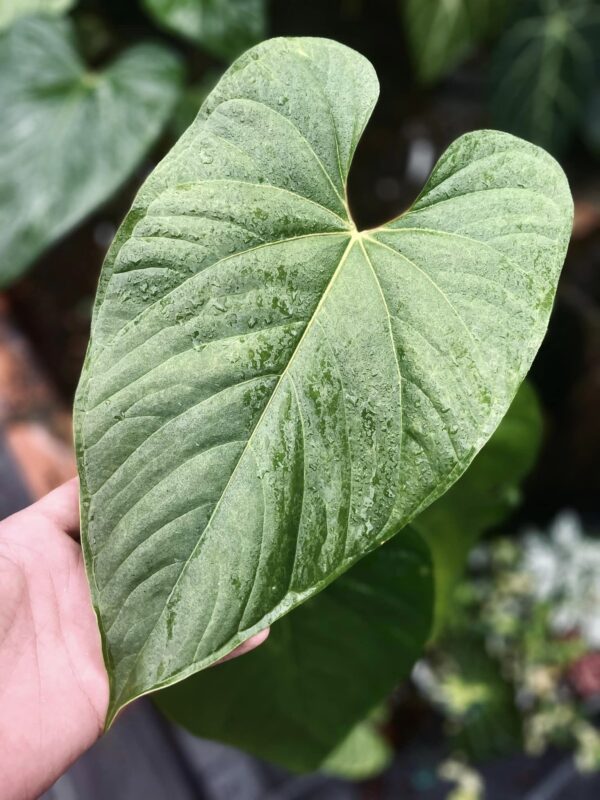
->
0;479;269;800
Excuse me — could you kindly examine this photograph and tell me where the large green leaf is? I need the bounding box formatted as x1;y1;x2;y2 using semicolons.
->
0;0;73;30
414;381;543;635
403;0;513;84
142;0;265;60
0;17;183;286
156;529;432;772
491;0;600;154
75;36;572;728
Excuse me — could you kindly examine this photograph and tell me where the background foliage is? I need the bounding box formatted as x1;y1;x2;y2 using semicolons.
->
1;0;600;793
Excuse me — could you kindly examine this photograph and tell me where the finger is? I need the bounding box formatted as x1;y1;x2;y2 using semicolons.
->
215;628;270;665
33;477;80;539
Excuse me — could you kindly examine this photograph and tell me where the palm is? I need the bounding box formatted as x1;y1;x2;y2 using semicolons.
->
0;480;107;800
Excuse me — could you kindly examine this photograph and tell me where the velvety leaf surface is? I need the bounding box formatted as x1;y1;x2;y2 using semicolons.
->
0;0;73;30
75;36;572;727
414;381;543;635
403;0;512;84
491;0;600;154
155;529;432;772
142;0;265;59
0;16;182;286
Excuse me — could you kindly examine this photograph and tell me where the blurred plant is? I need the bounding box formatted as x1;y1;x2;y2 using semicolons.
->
142;0;266;60
4;0;592;287
402;0;513;85
402;0;600;155
491;0;600;155
439;759;484;800
413;638;522;763
0;0;268;287
522;511;600;646
0;16;183;287
415;512;600;776
0;0;74;30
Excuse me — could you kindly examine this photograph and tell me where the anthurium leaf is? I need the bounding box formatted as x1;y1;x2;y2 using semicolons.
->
0;0;73;30
491;0;600;154
142;0;265;60
403;0;513;84
414;381;543;635
155;529;431;773
75;36;572;729
0;16;183;286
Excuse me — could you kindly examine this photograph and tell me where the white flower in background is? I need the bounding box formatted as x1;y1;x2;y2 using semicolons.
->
522;512;600;647
522;532;561;601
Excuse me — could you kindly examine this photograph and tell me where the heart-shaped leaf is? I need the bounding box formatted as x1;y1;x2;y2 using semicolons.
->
0;16;183;286
142;0;265;59
153;383;540;773
75;37;572;728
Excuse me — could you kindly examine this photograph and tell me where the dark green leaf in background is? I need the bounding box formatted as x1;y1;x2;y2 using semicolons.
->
142;0;265;59
0;17;183;286
413;381;543;636
0;0;74;30
156;529;432;773
74;36;572;731
403;0;513;84
491;0;600;154
170;73;219;139
155;383;540;773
